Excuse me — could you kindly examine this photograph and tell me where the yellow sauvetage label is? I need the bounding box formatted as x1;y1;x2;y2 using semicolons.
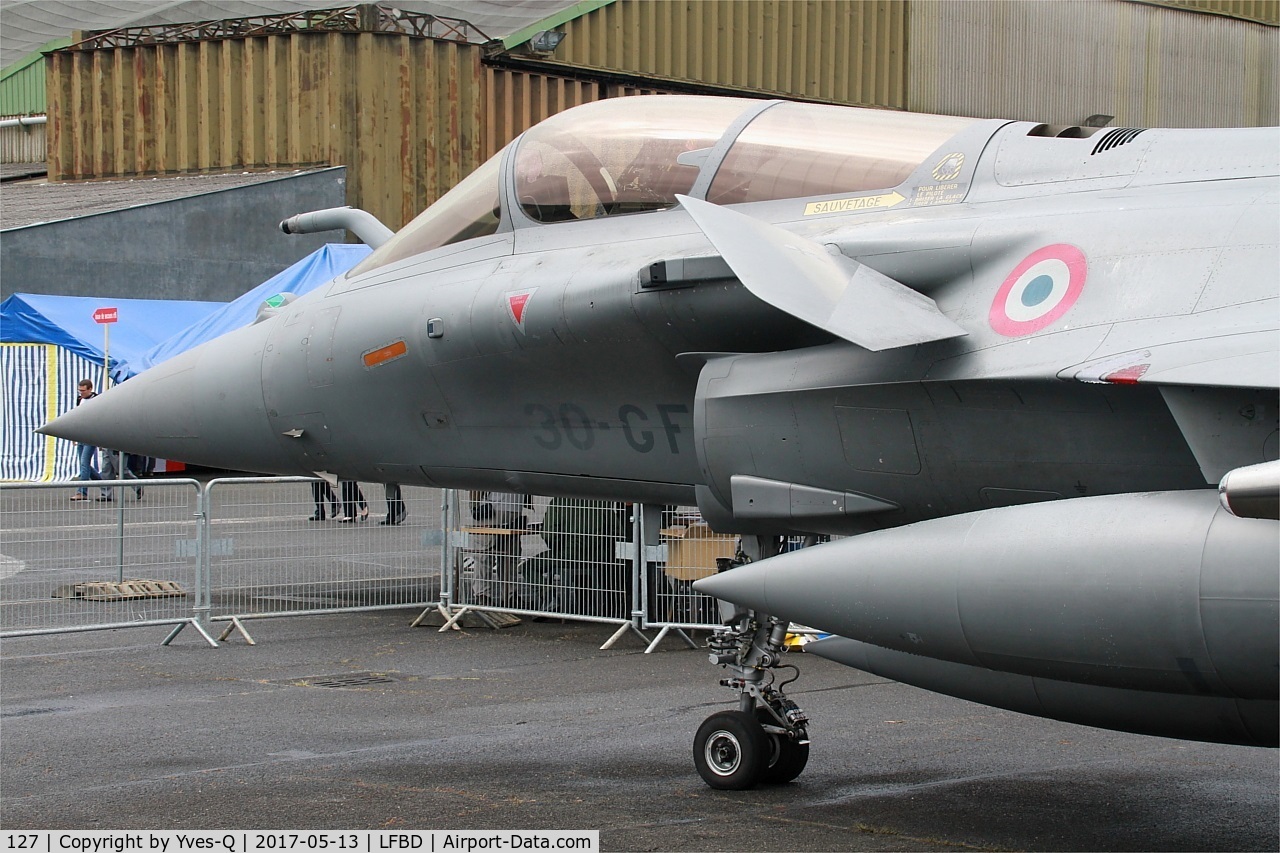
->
804;191;906;216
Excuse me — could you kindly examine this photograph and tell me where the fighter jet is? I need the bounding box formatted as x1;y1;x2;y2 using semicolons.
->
42;95;1279;790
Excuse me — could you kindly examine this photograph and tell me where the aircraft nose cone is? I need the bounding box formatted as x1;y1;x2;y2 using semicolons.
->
40;321;287;473
693;559;772;612
692;540;900;634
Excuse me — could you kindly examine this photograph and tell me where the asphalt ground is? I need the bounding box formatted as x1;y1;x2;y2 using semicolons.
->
2;608;1277;852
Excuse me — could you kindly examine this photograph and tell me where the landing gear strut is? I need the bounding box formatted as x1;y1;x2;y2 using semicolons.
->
695;544;810;789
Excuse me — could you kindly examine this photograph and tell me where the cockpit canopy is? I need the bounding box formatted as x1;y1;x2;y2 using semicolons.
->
349;96;976;277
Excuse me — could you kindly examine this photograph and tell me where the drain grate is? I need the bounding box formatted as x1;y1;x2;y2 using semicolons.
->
293;672;398;689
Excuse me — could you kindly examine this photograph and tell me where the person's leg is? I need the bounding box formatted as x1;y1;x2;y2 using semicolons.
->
339;481;358;521
392;484;406;522
96;450;118;498
323;481;341;516
309;481;326;520
74;444;98;498
381;483;405;524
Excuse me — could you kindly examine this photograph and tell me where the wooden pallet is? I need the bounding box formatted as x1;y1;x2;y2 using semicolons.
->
52;578;188;601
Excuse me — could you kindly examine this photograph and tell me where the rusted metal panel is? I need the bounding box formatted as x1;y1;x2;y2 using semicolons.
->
480;67;600;159
534;0;909;108
46;32;487;232
909;0;1278;127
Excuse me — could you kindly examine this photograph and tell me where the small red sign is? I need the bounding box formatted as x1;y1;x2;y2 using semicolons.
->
506;288;537;332
93;307;119;324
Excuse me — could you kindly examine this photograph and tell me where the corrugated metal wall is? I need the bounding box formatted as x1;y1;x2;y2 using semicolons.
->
1135;0;1280;25
479;67;680;159
480;68;599;160
910;0;1278;127
41;0;1277;229
46;33;689;229
0;123;46;162
0;60;47;117
47;33;483;231
542;0;909;108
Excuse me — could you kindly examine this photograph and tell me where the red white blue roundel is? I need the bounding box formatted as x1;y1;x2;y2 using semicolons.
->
989;244;1087;337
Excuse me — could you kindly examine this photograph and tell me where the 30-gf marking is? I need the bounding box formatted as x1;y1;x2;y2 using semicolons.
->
525;403;688;453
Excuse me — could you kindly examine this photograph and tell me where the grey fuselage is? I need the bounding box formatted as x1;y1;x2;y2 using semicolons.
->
56;113;1277;537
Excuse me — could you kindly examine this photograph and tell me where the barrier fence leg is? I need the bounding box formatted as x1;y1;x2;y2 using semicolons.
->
601;502;662;651
644;625;699;654
412;602;456;628
162;620;219;647
217;616;256;645
438;606;470;632
599;619;650;650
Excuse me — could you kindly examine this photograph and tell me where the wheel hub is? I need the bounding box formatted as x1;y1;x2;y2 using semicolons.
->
705;730;743;775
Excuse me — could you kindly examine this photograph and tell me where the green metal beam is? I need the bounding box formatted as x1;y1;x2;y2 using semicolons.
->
0;38;70;82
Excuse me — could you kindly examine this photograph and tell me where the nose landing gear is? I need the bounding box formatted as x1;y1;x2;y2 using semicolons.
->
694;604;810;790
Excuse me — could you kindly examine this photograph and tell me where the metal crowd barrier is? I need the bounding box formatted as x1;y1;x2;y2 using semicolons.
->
443;493;727;650
0;478;445;645
640;507;734;651
0;479;213;644
2;479;745;650
204;477;444;643
444;492;638;637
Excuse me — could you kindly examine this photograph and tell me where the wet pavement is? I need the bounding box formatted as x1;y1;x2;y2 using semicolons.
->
1;610;1276;851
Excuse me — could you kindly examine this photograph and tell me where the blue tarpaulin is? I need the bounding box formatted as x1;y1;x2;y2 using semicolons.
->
137;243;370;374
1;243;370;480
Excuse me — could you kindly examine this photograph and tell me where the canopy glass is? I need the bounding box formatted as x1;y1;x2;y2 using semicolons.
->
350;97;977;276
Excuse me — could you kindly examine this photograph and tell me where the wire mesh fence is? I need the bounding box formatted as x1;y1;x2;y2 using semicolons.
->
448;492;635;624
205;478;444;624
647;507;737;630
446;493;729;633
0;480;202;636
2;478;744;644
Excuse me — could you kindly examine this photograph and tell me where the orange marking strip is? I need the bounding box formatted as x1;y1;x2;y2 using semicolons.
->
362;339;407;368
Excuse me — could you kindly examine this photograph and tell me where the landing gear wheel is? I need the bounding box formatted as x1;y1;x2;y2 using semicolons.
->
755;707;809;784
694;710;767;790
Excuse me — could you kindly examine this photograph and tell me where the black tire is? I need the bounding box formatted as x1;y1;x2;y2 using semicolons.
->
694;710;767;790
755;707;809;785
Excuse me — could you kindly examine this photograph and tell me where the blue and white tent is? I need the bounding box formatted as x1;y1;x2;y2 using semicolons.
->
1;243;370;481
2;295;224;481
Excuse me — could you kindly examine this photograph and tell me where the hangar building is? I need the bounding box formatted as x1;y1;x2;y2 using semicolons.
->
1;0;1276;301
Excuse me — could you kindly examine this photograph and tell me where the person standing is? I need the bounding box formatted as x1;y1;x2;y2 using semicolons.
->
98;447;143;499
69;379;106;501
380;483;407;525
468;490;531;605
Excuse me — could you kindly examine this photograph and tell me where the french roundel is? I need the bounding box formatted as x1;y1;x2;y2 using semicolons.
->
989;244;1087;337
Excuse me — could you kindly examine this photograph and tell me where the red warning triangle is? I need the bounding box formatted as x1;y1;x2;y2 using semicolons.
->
507;288;537;331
